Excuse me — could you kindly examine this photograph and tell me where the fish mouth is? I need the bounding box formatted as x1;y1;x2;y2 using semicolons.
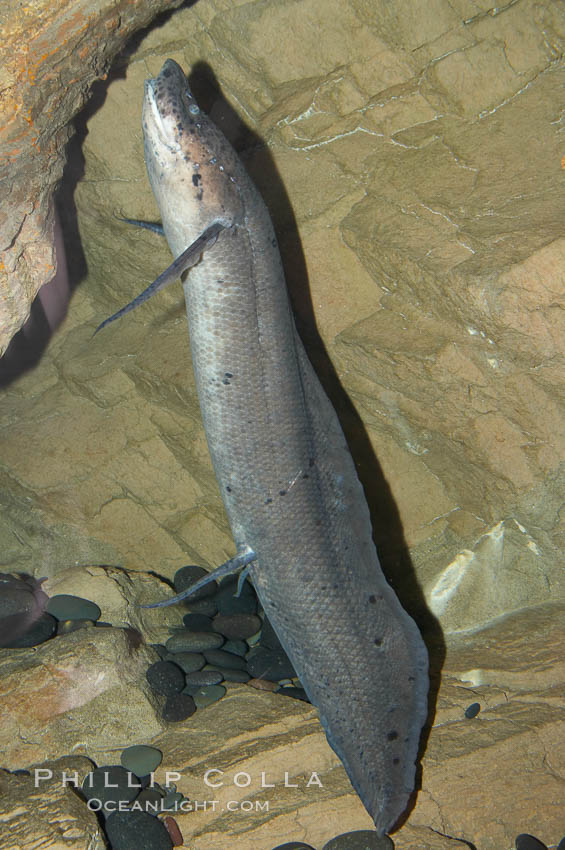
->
144;60;201;133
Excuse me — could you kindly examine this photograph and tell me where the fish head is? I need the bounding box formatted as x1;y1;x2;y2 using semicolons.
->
143;59;246;256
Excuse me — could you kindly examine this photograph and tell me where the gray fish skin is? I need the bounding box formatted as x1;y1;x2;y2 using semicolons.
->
142;59;429;835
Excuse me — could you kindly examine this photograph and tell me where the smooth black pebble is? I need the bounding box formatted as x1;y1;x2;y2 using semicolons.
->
223;638;248;656
161;693;197;722
81;765;140;813
213;612;261;640
270;843;316;850
165;651;205;674
215;575;258;615
105;810;172;850
322;831;394;849
515;835;548;850
146;661;185;696
184;669;224;687
247;646;296;681
134;787;165;811
204;648;247;670
277;685;309;702
120;745;162;776
165;631;223;653
174;565;217;602
213;667;250;683
259;616;285;652
46;594;101;621
464;702;481;719
182;612;214;632
181;597;218;617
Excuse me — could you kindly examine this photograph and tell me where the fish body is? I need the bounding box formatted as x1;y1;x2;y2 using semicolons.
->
140;60;428;834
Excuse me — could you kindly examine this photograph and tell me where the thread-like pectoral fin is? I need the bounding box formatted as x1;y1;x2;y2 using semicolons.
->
94;221;228;334
114;215;165;236
140;546;256;608
235;564;253;597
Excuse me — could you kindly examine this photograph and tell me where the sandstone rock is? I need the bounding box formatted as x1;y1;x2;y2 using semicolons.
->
144;603;565;849
44;563;190;645
0;0;187;355
0;625;162;767
0;756;103;850
0;595;562;847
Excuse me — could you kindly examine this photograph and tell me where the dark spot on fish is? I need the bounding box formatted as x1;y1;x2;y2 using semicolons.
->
226;486;232;493
302;473;309;479
197;189;203;201
222;373;232;385
368;595;377;604
392;758;400;765
279;489;286;496
320;585;327;590
408;675;415;682
163;67;172;78
387;730;399;741
374;637;382;646
192;173;202;187
265;498;273;504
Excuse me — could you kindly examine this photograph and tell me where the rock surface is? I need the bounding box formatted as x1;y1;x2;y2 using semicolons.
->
0;756;103;850
2;598;563;848
45;563;188;645
1;0;565;848
0;624;162;767
0;0;186;354
1;0;563;633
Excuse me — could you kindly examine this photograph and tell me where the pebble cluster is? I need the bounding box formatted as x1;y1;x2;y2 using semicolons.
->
80;750;185;849
1;571;560;849
142;565;307;721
